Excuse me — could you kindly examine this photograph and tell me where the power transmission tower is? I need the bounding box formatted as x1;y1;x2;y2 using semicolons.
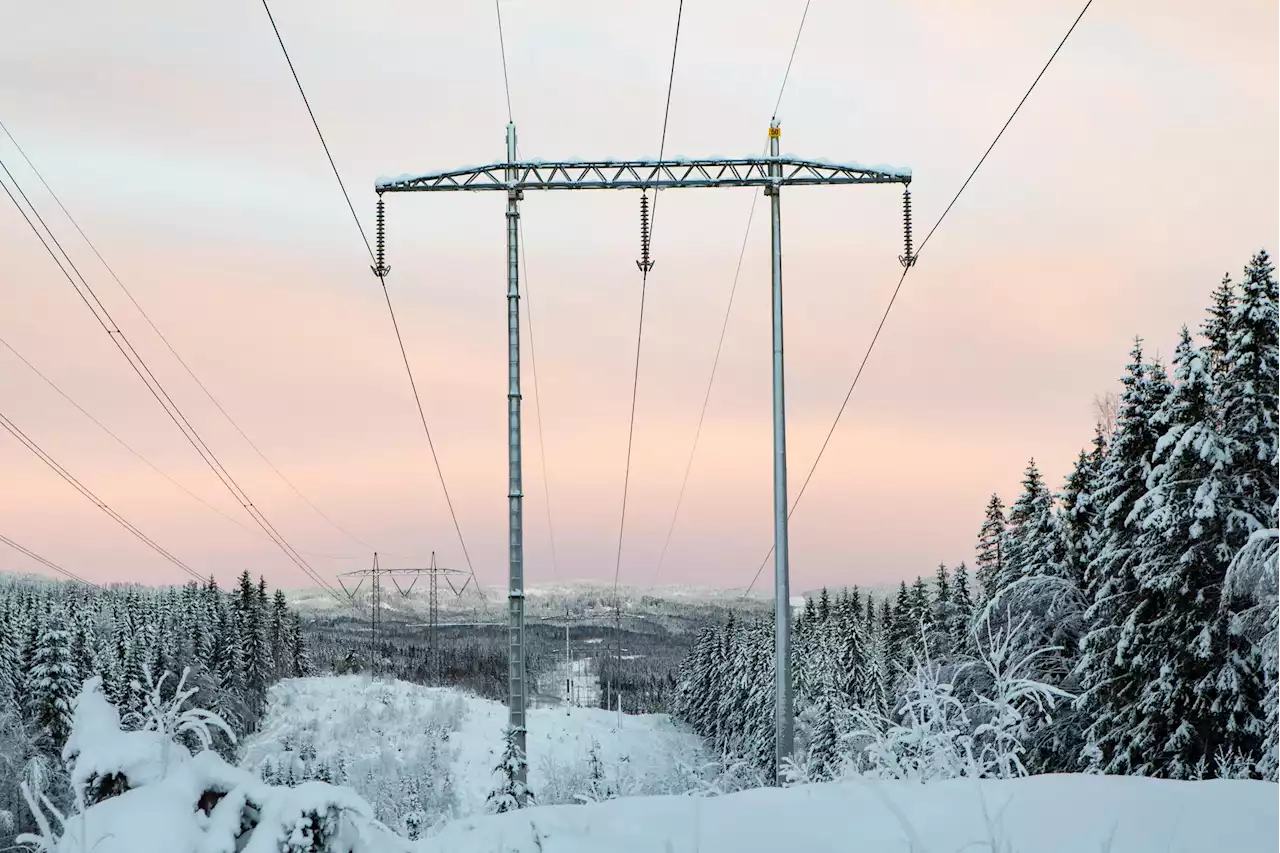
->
376;123;911;786
339;552;468;683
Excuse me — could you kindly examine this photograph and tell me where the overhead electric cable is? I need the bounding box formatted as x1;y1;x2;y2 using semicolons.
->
744;0;1096;595
0;159;351;606
0;409;204;583
772;0;813;120
651;0;811;586
495;0;515;123
257;0;482;595
611;0;685;607
518;218;561;579
0;334;256;541
0;118;372;558
0;532;99;589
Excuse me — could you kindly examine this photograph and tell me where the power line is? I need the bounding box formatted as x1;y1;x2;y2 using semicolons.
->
257;0;482;595
0;532;99;589
744;0;1095;595
499;16;559;580
650;0;810;586
651;192;761;586
0;409;204;583
0;158;350;607
494;0;514;123
518;218;560;579
0;118;373;559
0;334;363;563
258;0;371;260
0;334;257;541
611;0;685;604
772;0;813;120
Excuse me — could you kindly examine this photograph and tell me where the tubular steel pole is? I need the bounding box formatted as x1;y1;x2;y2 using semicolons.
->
767;119;793;781
505;121;528;798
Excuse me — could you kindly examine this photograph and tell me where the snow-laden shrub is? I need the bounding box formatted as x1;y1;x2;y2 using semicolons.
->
847;619;1072;782
19;675;413;853
241;677;464;834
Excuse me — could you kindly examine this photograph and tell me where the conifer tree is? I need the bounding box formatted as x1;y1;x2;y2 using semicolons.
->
1202;274;1237;383
1062;427;1107;589
30;608;77;752
975;493;1007;603
0;615;17;714
271;589;290;677
999;460;1061;592
1220;250;1279;541
68;617;94;685
241;576;275;719
808;698;840;781
951;562;974;652
485;731;534;813
1113;329;1266;777
1078;343;1172;771
288;612;312;677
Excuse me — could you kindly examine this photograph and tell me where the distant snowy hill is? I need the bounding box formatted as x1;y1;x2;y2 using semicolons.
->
422;774;1279;853
286;577;898;624
286;579;772;629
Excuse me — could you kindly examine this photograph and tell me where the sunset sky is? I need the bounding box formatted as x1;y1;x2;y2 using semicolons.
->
1;0;1276;592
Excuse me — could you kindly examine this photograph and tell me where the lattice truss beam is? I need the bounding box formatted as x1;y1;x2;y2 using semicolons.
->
376;157;911;193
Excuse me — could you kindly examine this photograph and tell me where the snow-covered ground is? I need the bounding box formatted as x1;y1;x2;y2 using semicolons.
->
35;676;1279;853
240;675;705;831
423;774;1279;853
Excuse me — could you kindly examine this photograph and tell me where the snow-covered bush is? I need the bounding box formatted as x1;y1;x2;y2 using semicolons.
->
848;621;1071;782
18;676;412;853
486;727;534;813
241;676;465;835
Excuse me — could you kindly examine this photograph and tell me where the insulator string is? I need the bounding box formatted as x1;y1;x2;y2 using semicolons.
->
898;187;916;268
372;195;390;277
636;191;654;274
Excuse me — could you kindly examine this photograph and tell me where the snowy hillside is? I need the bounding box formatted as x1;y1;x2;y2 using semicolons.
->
239;675;708;834
423;774;1279;853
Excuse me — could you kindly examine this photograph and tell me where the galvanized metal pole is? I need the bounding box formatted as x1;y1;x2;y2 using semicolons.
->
767;119;793;782
505;121;528;798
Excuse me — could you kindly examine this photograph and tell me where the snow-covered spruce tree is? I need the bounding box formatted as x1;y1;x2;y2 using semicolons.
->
485;727;534;813
975;493;1007;605
288;612;313;677
1061;426;1108;591
1224;516;1279;779
0;611;20;714
29;608;77;755
930;564;955;658
806;697;840;781
997;459;1063;594
1114;328;1267;777
1202;273;1237;383
1221;249;1279;545
1076;342;1171;771
951;562;975;653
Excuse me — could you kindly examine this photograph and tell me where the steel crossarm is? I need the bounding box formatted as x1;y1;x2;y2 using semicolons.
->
375;157;911;193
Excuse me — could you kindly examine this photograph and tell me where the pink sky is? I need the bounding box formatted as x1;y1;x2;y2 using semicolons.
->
1;0;1277;592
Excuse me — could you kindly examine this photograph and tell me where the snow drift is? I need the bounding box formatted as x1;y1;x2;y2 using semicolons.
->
422;774;1278;853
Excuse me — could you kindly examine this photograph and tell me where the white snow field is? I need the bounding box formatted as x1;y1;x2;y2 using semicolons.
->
240;675;708;827
423;775;1279;853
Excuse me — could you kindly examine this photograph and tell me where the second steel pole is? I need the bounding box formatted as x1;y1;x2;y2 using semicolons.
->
505;121;528;799
767;119;793;782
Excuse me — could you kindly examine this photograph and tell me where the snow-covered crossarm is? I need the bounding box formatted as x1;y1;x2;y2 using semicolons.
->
375;157;911;193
